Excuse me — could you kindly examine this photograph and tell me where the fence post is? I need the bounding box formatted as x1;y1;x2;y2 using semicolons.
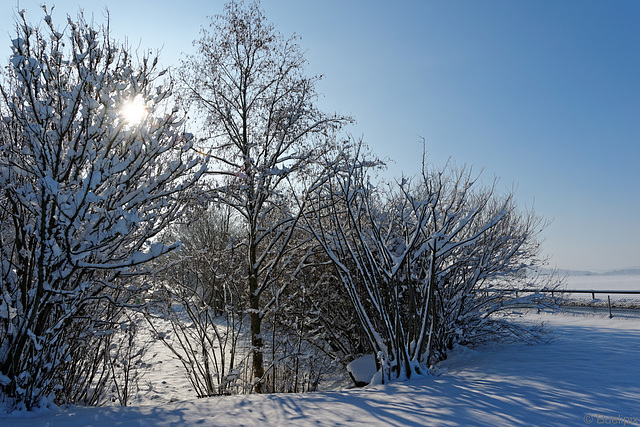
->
608;295;612;319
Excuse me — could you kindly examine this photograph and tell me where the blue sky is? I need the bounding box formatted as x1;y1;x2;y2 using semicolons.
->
1;1;638;272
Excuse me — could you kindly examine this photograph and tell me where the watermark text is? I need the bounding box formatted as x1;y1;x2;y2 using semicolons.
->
584;414;638;425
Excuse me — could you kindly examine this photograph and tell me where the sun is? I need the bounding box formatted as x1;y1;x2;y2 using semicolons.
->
120;94;148;125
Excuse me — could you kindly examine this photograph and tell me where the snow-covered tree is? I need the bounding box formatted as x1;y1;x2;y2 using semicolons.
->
180;0;350;392
306;142;549;383
0;9;204;409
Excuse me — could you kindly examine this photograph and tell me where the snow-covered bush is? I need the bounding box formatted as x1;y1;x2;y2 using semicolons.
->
147;205;250;397
0;9;204;409
306;142;551;383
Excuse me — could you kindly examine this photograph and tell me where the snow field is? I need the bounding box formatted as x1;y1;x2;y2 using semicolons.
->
1;309;638;426
564;274;640;291
562;275;640;305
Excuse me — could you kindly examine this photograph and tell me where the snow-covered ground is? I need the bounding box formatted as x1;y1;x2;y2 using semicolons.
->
565;274;640;292
2;307;638;426
563;274;640;305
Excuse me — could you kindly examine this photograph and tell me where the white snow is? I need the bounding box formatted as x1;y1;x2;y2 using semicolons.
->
565;274;640;291
1;275;639;426
564;274;640;304
346;355;376;385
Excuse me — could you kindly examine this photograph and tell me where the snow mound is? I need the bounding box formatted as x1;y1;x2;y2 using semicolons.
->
346;355;376;386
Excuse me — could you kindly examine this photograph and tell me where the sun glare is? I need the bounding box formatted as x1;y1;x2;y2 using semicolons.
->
121;95;148;125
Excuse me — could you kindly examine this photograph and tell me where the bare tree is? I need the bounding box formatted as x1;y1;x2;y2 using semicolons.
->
0;9;204;409
180;0;350;392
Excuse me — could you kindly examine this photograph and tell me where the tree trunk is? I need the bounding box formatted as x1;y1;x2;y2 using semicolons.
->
248;237;264;392
249;282;264;392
